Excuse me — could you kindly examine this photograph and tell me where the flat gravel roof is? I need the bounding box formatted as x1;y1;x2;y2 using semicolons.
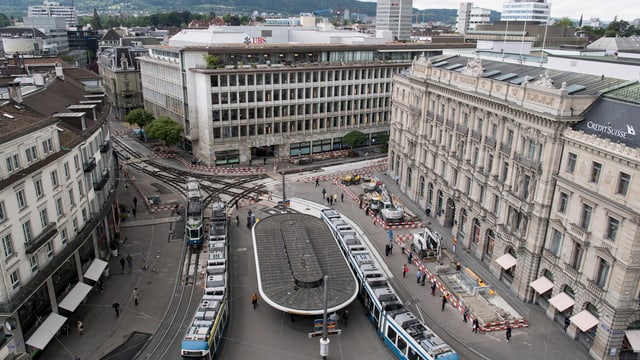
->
253;213;357;315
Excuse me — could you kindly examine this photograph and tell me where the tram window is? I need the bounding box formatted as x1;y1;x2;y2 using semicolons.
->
397;337;408;355
373;307;380;322
386;326;397;344
408;347;424;360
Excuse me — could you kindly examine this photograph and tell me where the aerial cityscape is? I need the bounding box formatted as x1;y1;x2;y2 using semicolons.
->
0;0;639;360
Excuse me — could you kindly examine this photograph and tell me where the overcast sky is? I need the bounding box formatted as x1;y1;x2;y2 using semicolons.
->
360;0;638;23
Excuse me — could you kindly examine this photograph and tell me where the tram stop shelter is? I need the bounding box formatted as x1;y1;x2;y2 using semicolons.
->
252;213;358;315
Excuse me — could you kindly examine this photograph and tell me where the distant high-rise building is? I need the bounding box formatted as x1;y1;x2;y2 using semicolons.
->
457;2;492;34
376;0;413;41
500;0;551;23
28;0;78;28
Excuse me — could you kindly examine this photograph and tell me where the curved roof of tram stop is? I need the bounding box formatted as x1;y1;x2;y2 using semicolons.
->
252;213;358;315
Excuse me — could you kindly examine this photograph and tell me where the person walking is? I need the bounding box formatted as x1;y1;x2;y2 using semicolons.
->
341;193;344;202
133;288;139;306
416;270;422;284
407;252;413;265
388;229;394;243
472;318;479;333
315;178;320;187
322;188;326;199
132;208;137;218
112;302;120;317
76;320;84;335
401;242;406;254
342;310;349;328
506;324;512;342
431;281;437;296
463;306;470;323
441;293;447;311
126;254;133;272
421;273;426;286
252;293;258;309
403;264;409;278
333;194;337;204
119;257;125;273
133;196;137;209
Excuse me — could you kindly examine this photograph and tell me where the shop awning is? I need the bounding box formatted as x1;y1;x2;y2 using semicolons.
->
84;258;108;281
58;282;93;312
570;310;599;332
495;253;517;270
529;276;554;294
26;312;67;350
548;292;575;312
625;330;640;352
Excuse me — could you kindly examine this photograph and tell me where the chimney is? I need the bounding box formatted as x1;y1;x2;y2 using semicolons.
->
55;62;64;80
7;81;23;104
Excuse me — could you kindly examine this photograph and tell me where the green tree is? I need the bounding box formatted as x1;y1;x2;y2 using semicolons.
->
91;8;102;29
125;108;154;134
556;17;574;27
0;13;11;27
204;54;222;68
146;117;183;146
342;131;367;151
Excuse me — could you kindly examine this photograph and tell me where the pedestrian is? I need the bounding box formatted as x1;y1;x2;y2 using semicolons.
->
389;242;393;255
112;302;120;317
385;244;390;256
132;208;136;218
119;257;125;273
322;188;326;199
133;197;137;209
388;229;394;242
472;318;479;333
407;252;413;265
506;324;512;342
247;216;251;229
421;273;426;286
463;306;470;323
401;242;406;254
564;317;570;331
441;294;447;311
431;281;437;296
342;310;349;328
452;236;458;253
327;196;331;205
252;292;258;309
76;320;84;335
333;194;337;203
133;288;139;306
403;264;409;278
315;178;320;187
97;278;104;291
341;193;344;202
416;270;422;284
126;254;133;272
263;157;267;165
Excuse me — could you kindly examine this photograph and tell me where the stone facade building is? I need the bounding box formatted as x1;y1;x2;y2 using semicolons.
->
389;53;639;359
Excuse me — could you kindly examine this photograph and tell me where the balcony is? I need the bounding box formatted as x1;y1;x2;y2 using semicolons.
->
445;119;455;129
499;143;512;155
485;137;496;149
83;157;96;173
586;280;605;298
100;141;110;153
514;153;542;172
568;223;591;245
93;170;110;191
435;115;444;124
408;105;421;117
471;130;482;141
25;222;58;254
564;263;580;281
456;125;468;135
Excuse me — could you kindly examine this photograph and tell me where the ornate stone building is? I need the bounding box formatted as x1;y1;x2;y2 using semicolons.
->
389;53;639;359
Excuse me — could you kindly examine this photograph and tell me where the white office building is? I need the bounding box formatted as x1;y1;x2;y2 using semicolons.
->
27;0;78;28
457;2;492;34
500;0;551;23
376;0;413;41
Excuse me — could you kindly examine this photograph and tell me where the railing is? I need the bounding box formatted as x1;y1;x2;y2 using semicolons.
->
100;141;110;153
456;125;468;135
513;153;542;172
445;119;455;129
485;137;496;149
93;170;110;191
586;280;605;298
499;143;511;155
564;263;580;280
471;130;482;141
83;157;96;173
435;115;444;124
569;223;591;245
25;222;58;254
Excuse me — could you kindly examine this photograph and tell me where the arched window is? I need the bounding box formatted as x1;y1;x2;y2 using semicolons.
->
427;183;434;205
472;218;481;244
485;229;495;256
460;209;468;237
437;190;444;215
390;151;395;171
406;167;412;188
419;176;425;198
395;155;400;176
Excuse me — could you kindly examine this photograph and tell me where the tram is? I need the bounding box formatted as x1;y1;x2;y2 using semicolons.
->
181;199;230;359
320;209;459;360
185;178;204;246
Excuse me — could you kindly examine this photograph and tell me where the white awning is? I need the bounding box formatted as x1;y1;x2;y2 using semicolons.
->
625;330;640;352
495;253;517;270
548;292;575;312
570;310;599;332
58;282;93;312
529;276;554;294
26;312;67;350
84;258;108;281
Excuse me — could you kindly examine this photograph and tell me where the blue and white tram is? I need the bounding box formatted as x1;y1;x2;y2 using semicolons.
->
181;201;230;359
320;209;458;360
186;178;204;246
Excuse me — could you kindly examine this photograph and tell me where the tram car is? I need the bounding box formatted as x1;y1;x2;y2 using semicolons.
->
321;209;459;360
185;178;204;246
181;201;230;359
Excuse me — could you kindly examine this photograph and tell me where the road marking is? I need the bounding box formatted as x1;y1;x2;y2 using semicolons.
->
237;248;248;252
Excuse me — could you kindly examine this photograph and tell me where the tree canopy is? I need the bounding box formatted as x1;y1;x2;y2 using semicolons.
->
0;13;11;27
556;17;574;27
342;131;367;150
146;117;183;146
125;108;154;129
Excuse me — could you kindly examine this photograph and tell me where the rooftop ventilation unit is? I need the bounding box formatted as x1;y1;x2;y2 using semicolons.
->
2;113;15;119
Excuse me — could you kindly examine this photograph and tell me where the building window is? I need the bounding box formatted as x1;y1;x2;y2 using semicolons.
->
580;204;592;230
30;255;38;273
606;217;619;241
590;162;602;183
46;242;53;258
16;189;27;209
492;194;500;216
60;227;68;245
465;176;471;195
571;242;584;270
595;258;609;288
68;188;75;207
42;139;53;154
72;218;78;233
10;270;19;289
478;186;485;203
78;180;84;197
25;146;38;163
501;162;509;182
550;229;562;256
0;201;5;222
64;162;71;180
6;154;20;172
617;172;630;196
2;234;13;257
34;178;44;198
558;192;568;213
74;155;80;170
39;208;49;228
55;197;64;218
566;152;576;173
51;170;59;188
22;220;32;243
